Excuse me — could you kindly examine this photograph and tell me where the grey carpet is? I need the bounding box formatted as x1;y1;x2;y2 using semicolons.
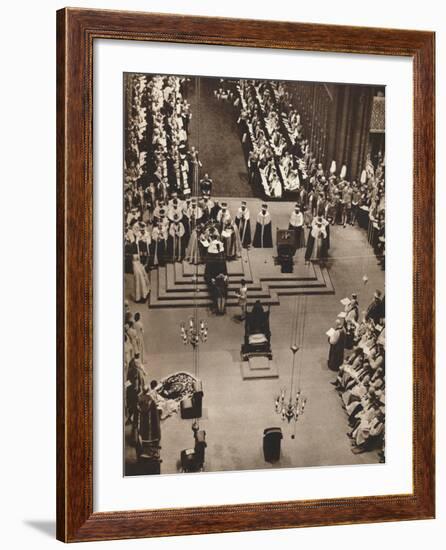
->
186;77;254;197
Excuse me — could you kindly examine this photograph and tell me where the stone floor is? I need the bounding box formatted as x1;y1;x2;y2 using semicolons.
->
125;206;384;475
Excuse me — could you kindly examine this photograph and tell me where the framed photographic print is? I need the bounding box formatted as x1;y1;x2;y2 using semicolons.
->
56;8;435;542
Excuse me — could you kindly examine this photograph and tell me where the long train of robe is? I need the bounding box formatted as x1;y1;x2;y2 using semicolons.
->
221;226;242;259
149;234;166;267
185;229;202;264
132;257;151;301
167;222;186;262
304;222;329;261
235;213;252;247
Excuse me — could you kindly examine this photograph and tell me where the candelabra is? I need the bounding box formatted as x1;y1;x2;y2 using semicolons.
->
275;389;307;423
180;317;208;347
275;345;307;423
179;274;208;347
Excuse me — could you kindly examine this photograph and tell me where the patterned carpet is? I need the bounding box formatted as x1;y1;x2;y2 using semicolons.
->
158;371;198;402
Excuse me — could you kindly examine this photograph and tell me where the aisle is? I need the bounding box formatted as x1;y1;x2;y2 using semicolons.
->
187;77;254;197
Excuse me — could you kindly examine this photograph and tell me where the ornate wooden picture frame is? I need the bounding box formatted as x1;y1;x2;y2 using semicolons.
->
56;7;435;542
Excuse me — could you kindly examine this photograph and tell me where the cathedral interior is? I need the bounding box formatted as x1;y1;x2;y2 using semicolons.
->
123;74;386;476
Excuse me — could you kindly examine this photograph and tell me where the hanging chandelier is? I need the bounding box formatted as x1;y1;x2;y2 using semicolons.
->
275;345;307;423
275;298;307;428
179;115;207;350
179;271;209;347
180;317;208;346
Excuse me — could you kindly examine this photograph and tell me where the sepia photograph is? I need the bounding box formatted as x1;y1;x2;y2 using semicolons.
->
123;72;386;476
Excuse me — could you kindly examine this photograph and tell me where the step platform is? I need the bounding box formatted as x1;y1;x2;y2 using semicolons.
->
148;254;334;309
241;356;279;380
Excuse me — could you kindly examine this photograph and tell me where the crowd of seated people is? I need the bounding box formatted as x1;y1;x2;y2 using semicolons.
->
214;78;385;264
125;74;194;200
330;290;385;459
234;79;301;198
215;78;315;198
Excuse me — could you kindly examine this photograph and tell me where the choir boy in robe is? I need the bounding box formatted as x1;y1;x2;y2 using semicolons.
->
235;201;251;248
253;203;273;248
288;204;305;249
